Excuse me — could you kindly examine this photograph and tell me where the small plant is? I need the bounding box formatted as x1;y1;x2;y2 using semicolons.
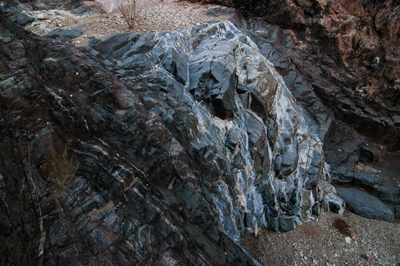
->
114;0;137;29
334;218;351;236
46;150;79;190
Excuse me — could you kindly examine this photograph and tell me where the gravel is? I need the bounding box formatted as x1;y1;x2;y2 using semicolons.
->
244;210;400;266
23;0;229;46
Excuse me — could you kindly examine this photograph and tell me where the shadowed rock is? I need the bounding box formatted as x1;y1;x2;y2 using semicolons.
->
3;1;399;265
336;187;395;223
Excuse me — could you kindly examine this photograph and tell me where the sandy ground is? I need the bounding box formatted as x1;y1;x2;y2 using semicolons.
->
23;0;228;46
244;210;400;266
21;1;400;265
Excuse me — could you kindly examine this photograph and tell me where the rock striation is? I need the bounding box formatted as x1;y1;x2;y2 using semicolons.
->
1;1;399;265
206;3;400;223
87;20;345;232
0;5;347;264
204;0;400;152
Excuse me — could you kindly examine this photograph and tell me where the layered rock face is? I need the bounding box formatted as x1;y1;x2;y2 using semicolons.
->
235;15;400;222
204;0;400;221
203;0;400;152
0;6;349;264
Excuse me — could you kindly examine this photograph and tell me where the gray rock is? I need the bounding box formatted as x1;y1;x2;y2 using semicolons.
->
207;7;237;17
394;205;400;219
118;35;154;60
279;216;302;232
325;193;345;214
0;12;361;265
1;3;34;26
188;38;238;119
352;149;400;205
161;47;188;85
336;186;395;223
91;33;130;58
45;27;86;42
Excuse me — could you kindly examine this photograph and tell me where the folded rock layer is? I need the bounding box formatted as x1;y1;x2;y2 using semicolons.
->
0;9;345;265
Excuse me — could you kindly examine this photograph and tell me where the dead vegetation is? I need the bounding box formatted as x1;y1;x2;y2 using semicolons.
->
45;150;79;192
334;218;352;236
114;0;137;29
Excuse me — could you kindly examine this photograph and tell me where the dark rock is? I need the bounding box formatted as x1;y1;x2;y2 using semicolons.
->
279;216;302;232
0;220;12;236
324;121;364;184
244;212;253;227
3;2;399;264
0;3;34;26
336;187;395;223
161;47;188;85
45;27;86;42
71;3;104;17
91;33;130;58
118;53;152;73
188;39;238;119
0;14;269;265
394;205;400;220
325;193;345;214
207;7;236;17
120;35;154;58
353;151;400;205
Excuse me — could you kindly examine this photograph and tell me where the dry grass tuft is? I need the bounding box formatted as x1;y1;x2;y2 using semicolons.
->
114;0;137;29
46;150;79;191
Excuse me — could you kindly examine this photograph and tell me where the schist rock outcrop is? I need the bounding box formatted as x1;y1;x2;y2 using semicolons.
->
206;0;400;150
0;0;399;265
197;1;400;220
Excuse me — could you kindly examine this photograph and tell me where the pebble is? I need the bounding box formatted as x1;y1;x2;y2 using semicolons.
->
36;13;47;20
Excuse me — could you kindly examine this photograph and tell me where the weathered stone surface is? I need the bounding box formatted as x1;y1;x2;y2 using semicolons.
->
216;0;400;152
0;11;265;265
0;2;34;26
0;7;343;263
45;27;86;42
1;1;399;265
336;187;395;223
324;122;400;207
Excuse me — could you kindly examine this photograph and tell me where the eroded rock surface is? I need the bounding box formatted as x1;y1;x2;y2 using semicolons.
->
0;6;346;264
211;2;400;223
2;0;400;264
206;0;400;152
336;186;395;223
88;20;343;233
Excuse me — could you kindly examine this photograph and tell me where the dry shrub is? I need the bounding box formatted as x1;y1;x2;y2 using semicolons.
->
46;150;79;190
334;218;351;236
114;0;137;29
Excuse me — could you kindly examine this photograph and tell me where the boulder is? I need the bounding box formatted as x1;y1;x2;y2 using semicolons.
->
336;187;395;223
45;27;86;42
